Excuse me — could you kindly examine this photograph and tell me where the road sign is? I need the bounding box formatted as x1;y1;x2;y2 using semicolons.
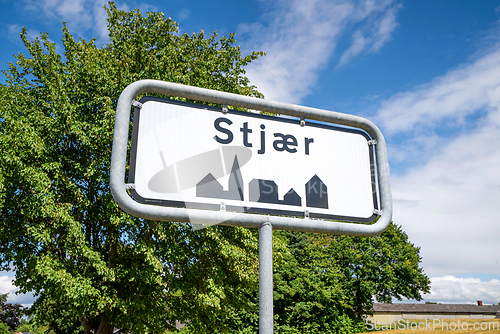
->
128;96;378;223
111;80;393;334
110;80;392;236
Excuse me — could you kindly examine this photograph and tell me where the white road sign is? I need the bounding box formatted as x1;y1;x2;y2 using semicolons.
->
128;96;379;222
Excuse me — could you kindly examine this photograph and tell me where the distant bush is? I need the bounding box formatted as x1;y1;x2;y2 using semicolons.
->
0;322;11;334
17;322;38;334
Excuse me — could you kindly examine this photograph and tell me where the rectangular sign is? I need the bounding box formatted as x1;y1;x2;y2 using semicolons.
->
128;96;379;222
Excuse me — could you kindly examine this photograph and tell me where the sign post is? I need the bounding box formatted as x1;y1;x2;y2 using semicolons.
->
259;222;273;333
110;80;393;333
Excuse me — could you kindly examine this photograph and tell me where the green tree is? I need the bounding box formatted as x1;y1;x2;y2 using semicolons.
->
0;2;264;334
270;223;430;333
0;322;10;334
270;231;359;334
212;223;430;334
0;294;6;306
0;298;24;331
16;321;45;334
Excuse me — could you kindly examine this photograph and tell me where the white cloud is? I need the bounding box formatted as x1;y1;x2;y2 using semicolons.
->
19;0;110;40
0;273;35;306
0;274;16;295
370;3;400;51
338;30;367;68
240;0;401;103
178;8;191;21
94;1;112;41
376;45;500;133
18;0;159;42
426;276;500;304
338;2;401;67
391;120;500;276
6;24;24;45
375;45;500;278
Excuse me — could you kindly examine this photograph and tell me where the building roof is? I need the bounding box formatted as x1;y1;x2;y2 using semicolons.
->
373;303;500;315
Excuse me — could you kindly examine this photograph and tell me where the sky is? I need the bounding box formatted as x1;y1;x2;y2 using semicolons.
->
0;0;499;306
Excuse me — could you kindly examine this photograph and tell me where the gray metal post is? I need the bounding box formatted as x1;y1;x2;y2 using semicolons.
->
259;221;273;334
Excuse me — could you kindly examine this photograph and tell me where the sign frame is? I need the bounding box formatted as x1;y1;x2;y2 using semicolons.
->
110;79;392;236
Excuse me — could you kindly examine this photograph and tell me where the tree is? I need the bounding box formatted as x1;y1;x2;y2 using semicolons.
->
217;223;430;334
0;294;24;331
270;231;361;334
0;2;264;333
15;317;51;334
271;223;430;333
0;322;10;334
0;294;7;309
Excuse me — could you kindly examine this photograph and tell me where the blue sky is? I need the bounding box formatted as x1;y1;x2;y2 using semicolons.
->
1;0;500;305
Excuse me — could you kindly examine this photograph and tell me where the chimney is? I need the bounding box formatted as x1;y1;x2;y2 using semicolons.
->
477;301;483;306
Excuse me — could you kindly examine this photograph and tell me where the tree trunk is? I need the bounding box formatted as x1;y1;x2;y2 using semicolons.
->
96;316;114;334
81;317;94;334
107;225;118;269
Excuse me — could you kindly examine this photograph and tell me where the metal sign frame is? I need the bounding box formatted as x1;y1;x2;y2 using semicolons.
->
110;79;392;236
110;79;392;334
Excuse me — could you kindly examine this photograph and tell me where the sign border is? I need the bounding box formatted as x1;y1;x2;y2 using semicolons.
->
128;96;379;223
110;80;393;236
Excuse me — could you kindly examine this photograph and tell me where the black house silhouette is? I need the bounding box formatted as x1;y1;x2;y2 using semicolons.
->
249;179;301;206
305;174;328;209
196;158;328;210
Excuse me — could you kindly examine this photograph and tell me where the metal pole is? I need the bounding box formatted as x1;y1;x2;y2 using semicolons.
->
259;221;273;334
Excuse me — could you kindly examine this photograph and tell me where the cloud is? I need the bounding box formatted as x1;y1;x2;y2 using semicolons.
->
178;8;191;21
338;2;401;67
375;45;500;278
17;0;159;42
18;0;109;40
6;24;24;44
425;276;500;304
0;273;35;306
376;45;500;134
0;274;15;295
390;120;500;276
240;0;402;103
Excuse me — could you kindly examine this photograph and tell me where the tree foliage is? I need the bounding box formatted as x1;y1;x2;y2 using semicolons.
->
0;2;264;334
0;294;24;331
0;294;7;308
275;224;430;333
15;318;51;334
271;223;430;333
215;224;430;334
0;322;10;334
